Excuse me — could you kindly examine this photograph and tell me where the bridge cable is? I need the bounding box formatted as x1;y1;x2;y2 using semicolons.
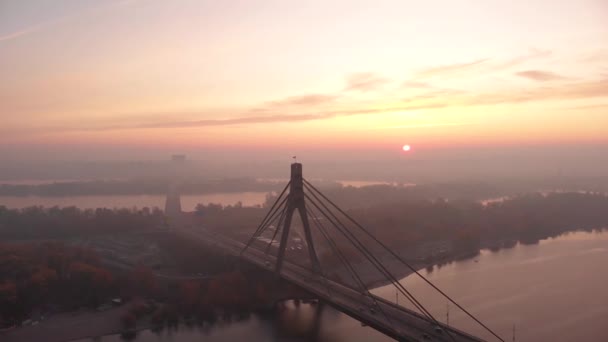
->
308;204;374;297
244;195;288;253
303;187;442;322
307;196;375;294
303;208;335;298
265;204;288;255
307;202;394;327
304;181;498;342
241;184;290;255
305;188;434;311
305;180;493;341
304;179;504;342
305;191;443;337
250;182;290;238
244;182;290;243
309;204;391;325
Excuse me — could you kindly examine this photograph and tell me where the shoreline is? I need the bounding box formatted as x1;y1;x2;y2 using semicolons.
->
357;248;481;290
0;304;150;342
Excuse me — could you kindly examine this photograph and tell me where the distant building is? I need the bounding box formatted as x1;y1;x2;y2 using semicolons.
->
164;155;185;221
164;185;182;217
171;154;186;163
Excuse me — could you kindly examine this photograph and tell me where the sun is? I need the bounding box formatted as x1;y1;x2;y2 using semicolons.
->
402;144;411;152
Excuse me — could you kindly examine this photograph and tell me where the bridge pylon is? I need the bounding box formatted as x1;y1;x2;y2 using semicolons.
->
275;163;321;274
238;162;499;342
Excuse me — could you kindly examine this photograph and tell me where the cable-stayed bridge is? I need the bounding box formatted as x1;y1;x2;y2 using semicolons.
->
175;163;504;342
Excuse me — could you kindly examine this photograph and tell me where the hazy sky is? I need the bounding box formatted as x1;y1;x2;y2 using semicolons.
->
1;0;607;160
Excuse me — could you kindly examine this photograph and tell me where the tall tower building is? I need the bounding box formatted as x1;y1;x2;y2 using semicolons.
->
164;155;185;220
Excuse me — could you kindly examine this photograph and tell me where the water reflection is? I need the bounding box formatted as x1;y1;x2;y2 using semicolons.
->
83;231;608;342
81;300;389;342
373;230;608;341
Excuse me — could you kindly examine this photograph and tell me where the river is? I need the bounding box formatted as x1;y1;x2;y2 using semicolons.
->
0;193;269;211
78;230;608;342
0;179;405;211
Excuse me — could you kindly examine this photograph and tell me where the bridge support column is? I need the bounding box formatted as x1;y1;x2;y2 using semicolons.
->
310;301;326;339
275;163;321;274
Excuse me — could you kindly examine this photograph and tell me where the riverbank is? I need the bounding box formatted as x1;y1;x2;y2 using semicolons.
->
0;304;151;342
347;248;480;290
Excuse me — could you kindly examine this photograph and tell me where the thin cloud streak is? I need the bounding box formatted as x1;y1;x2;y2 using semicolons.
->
53;104;449;132
409;49;551;80
401;81;433;89
493;48;552;71
43;77;608;133
370;122;477;130
404;77;608;107
0;25;43;42
265;94;339;107
0;0;138;43
415;58;489;78
580;49;608;64
345;73;390;92
516;70;568;82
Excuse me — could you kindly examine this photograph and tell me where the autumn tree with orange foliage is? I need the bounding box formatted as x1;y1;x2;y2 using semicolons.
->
0;242;118;324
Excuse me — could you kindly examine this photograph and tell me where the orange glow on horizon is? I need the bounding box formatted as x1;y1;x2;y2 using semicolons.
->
0;0;606;158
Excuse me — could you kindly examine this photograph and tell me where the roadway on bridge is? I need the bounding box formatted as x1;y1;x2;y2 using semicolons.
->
175;227;485;342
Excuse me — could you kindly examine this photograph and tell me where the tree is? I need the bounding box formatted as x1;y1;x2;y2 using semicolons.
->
120;312;137;330
0;281;17;324
129;266;157;297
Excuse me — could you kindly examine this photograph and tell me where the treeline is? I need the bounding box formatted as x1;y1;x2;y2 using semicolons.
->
119;268;283;331
0;206;165;239
157;233;238;274
266;181;608;210
0;178;281;196
0;240;297;329
262;182;509;210
146;269;284;328
195;191;608;255
0;243;116;326
314;183;504;208
351;192;608;250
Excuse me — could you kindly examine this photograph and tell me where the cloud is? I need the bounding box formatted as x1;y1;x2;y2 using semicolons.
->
368;122;477;131
580;49;608;64
137;113;334;128
493;48;552;71
401;81;433;89
0;1;137;43
567;104;608;111
515;70;568;82
48;77;608;132
414;58;489;78
410;49;551;80
265;94;338;107
344;73;390;91
403;88;467;102
60;102;450;132
399;77;608;109
0;25;43;42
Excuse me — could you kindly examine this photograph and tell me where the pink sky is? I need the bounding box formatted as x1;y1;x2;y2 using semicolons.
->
0;0;607;160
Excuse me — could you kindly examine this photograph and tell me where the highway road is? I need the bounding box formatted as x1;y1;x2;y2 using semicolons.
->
175;227;486;342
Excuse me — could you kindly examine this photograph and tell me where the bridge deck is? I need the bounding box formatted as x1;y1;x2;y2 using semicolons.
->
176;228;485;342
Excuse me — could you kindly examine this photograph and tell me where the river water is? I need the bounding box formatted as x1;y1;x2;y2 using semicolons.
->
0;193;269;211
0;179;405;211
80;230;608;342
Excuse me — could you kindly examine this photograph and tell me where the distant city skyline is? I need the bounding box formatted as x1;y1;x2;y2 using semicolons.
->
1;0;607;161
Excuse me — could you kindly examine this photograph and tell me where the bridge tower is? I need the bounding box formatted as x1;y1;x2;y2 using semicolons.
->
275;163;321;274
